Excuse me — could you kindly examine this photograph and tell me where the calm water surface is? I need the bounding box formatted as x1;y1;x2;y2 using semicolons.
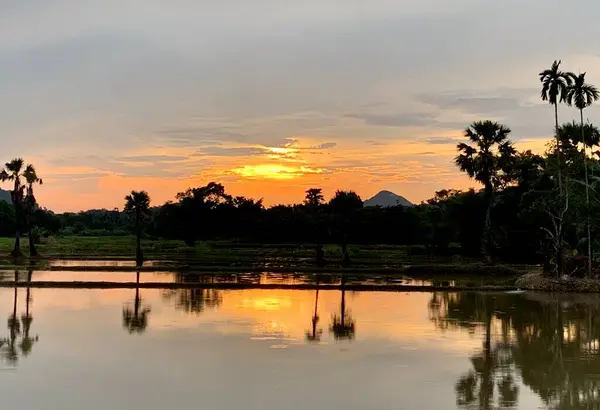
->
1;283;598;409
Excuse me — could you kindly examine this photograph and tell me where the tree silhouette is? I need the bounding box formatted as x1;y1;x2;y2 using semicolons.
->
329;190;363;266
455;121;516;261
22;165;43;257
122;272;151;334
124;191;151;266
0;159;26;257
566;72;600;277
304;188;324;210
540;60;574;194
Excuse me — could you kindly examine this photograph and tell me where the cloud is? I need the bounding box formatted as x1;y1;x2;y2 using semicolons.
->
116;155;188;163
230;164;328;180
416;91;528;115
312;142;337;149
194;147;265;157
345;112;463;129
421;137;460;145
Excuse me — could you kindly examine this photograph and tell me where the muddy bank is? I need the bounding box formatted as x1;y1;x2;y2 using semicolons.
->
515;273;600;292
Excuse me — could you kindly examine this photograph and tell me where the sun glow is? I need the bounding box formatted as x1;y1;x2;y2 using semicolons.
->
231;164;325;180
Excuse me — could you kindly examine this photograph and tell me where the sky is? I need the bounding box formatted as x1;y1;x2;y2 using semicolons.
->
2;0;600;212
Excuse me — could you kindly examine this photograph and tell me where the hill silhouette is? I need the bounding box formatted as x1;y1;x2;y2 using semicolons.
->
0;188;10;204
364;190;412;207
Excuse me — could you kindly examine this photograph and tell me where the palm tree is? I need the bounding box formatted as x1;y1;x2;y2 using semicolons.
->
122;272;151;334
0;159;26;257
304;188;324;210
455;121;516;261
540;60;574;194
124;191;151;266
304;188;325;266
566;72;600;277
22;165;42;257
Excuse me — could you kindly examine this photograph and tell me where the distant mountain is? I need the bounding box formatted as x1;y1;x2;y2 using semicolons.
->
0;188;10;204
364;190;413;207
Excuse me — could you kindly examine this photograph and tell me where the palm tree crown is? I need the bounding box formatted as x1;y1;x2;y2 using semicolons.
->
124;191;151;215
557;121;600;151
455;121;516;191
566;72;600;111
539;60;573;105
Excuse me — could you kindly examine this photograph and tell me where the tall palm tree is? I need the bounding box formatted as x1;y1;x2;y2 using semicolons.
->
22;165;42;257
124;191;151;266
540;60;574;194
566;72;600;277
455;121;516;262
0;159;26;257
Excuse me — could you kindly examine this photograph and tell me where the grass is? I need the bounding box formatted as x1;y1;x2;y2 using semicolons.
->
0;235;539;278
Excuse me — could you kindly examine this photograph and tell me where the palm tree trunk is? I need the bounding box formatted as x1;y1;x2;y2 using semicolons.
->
555;103;563;194
340;275;347;328
582;109;593;277
12;231;21;257
482;184;493;264
28;232;38;257
135;211;142;267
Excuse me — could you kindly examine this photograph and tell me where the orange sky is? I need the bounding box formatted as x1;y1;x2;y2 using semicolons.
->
4;0;597;213
16;134;550;213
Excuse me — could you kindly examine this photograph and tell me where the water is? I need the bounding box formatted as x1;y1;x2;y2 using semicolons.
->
0;269;455;287
1;284;597;409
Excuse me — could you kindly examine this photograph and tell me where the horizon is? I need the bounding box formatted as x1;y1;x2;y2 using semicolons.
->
3;1;599;212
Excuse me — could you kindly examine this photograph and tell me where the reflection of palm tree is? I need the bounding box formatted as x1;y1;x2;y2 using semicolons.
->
429;292;518;409
330;276;355;340
5;271;20;365
122;272;151;334
20;270;37;356
305;276;323;342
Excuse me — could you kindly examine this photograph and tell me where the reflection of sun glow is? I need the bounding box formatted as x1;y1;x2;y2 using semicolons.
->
240;297;293;311
231;164;325;180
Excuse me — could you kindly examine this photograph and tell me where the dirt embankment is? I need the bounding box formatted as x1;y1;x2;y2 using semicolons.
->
515;273;600;292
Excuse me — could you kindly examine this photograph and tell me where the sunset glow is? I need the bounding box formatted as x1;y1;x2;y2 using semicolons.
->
2;1;596;212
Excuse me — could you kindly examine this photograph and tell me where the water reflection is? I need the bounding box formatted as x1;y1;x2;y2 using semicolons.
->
122;272;151;334
7;280;600;409
2;271;38;366
430;292;600;410
330;276;355;341
162;274;222;314
305;275;322;343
